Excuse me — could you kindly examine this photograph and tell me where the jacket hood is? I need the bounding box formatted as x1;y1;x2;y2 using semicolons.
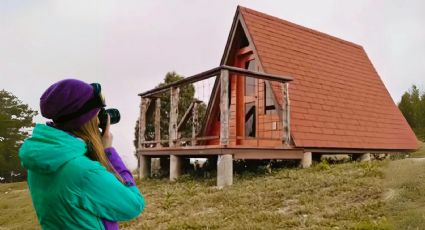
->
19;124;87;174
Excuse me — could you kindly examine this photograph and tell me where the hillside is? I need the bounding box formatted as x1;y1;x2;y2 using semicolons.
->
1;147;425;229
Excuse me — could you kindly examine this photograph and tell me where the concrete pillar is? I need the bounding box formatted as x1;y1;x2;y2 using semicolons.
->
151;158;161;177
359;153;371;162
300;152;312;168
170;155;182;181
217;154;233;188
139;155;151;179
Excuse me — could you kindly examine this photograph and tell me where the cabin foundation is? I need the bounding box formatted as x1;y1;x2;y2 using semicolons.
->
358;153;371;162
300;152;312;168
170;155;182;181
139;155;151;179
217;154;233;188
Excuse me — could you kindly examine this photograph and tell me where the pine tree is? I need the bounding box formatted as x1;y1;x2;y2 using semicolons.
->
398;85;425;140
398;92;414;127
0;90;37;175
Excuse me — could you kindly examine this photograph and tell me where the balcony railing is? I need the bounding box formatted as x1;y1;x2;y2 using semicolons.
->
137;65;293;151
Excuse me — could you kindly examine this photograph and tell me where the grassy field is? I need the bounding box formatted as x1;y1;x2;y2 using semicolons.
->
409;141;425;158
1;145;425;229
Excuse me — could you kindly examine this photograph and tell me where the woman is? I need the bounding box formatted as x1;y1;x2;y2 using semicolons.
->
19;79;145;229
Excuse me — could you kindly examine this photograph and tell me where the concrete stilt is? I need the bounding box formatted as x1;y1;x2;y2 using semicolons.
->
217;154;233;188
170;155;182;181
139;155;151;179
300;152;312;168
151;158;160;177
359;153;371;162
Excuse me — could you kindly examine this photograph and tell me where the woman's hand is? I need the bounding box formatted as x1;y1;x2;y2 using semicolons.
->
101;114;113;149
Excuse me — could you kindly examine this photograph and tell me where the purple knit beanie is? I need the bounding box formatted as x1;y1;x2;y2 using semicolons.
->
40;79;101;130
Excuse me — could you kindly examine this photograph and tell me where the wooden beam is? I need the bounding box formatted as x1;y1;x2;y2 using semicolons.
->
138;67;221;97
169;87;179;147
169;87;181;181
234;149;303;160
138;147;304;159
285;83;291;144
138;98;150;149
220;69;230;146
192;102;199;146
224;66;292;83
140;136;218;145
154;98;161;148
138;65;292;98
282;83;291;145
303;148;404;154
220;6;242;65
177;101;195;132
138;97;150;179
141;139;169;144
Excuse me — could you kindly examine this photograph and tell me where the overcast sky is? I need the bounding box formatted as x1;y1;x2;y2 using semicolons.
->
1;0;424;170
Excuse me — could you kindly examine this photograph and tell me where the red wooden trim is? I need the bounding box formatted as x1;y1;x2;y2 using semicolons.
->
237;46;253;55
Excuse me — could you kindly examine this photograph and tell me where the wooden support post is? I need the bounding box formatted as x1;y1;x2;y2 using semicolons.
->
138;98;148;150
300;152;312;168
192;102;199;146
217;69;233;187
155;98;161;148
282;83;291;145
138;97;150;178
169;87;179;146
169;87;181;181
220;69;230;146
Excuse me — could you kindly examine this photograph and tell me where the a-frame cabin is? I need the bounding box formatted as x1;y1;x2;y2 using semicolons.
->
137;6;418;187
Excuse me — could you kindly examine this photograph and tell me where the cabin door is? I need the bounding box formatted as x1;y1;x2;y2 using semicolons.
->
235;48;258;146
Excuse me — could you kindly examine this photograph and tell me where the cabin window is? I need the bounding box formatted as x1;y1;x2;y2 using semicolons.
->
245;102;256;137
264;82;276;114
244;60;256;96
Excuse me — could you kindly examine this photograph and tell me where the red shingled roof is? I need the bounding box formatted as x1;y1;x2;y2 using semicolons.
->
239;6;418;150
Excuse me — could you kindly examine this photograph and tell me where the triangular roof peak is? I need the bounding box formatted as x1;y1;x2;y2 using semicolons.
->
219;6;417;150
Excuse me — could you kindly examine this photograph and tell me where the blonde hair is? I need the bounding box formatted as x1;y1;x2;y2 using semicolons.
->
71;116;124;183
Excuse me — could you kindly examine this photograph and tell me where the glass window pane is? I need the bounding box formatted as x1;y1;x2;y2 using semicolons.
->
264;81;276;114
245;102;256;137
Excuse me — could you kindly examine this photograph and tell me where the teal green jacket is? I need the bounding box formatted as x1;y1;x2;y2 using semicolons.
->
19;124;145;229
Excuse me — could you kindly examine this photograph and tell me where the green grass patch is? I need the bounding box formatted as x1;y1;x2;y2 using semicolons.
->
1;158;425;229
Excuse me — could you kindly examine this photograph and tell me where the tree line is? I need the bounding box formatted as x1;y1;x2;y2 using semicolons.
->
398;85;425;141
0;80;422;183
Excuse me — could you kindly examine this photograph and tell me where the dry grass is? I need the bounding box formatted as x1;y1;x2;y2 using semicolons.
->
0;182;38;230
124;162;387;230
382;158;425;229
1;157;425;229
409;141;425;158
